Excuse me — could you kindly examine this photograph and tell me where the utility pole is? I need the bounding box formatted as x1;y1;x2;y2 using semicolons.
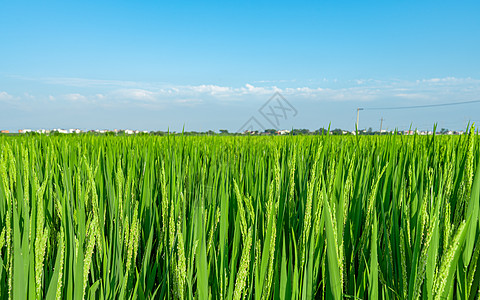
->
356;108;364;131
380;117;384;133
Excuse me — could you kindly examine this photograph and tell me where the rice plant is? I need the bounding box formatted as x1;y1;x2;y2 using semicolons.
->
0;129;479;299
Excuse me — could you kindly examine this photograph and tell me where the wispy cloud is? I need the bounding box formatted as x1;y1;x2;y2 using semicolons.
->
174;98;203;107
112;89;157;101
6;76;480;107
63;93;87;102
10;75;151;89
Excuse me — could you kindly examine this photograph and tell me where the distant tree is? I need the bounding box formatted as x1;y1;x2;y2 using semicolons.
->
292;129;310;135
264;129;277;135
314;128;327;135
219;129;229;135
440;128;449;134
331;128;343;135
367;127;373;134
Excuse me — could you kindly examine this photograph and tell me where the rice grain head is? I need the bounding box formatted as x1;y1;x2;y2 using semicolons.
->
233;229;253;300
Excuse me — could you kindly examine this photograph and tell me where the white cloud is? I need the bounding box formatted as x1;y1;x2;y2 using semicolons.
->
240;83;278;95
417;77;480;86
175;98;203;107
8;76;480;107
23;93;35;100
64;93;87;102
113;89;157;101
12;75;148;88
0;91;14;101
394;93;432;99
189;85;232;94
89;77;480;105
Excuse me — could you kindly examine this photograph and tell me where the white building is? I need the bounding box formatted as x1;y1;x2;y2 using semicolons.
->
277;130;290;135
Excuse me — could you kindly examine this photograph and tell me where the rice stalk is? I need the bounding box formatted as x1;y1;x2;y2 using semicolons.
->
233;229;253;300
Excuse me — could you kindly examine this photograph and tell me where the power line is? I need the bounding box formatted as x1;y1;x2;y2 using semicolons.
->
365;99;480;110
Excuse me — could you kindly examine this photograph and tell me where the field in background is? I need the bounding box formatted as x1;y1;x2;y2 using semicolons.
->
0;132;479;299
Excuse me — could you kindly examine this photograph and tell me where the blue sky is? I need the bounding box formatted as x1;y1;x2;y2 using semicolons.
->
1;0;480;132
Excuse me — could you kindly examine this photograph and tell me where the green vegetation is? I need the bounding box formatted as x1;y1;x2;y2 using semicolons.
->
0;129;479;299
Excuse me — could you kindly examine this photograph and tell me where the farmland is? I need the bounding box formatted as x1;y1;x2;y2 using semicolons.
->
0;131;479;299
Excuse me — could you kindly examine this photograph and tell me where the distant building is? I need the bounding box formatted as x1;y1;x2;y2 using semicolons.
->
1;130;9;134
55;129;69;134
277;130;290;135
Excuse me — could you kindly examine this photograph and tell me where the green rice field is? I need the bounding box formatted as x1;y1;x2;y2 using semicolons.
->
0;130;479;299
